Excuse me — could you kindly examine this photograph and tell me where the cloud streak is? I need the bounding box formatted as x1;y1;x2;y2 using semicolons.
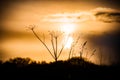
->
43;7;120;23
43;12;94;22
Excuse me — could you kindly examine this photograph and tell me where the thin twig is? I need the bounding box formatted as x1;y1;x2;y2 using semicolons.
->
51;34;56;59
31;29;55;59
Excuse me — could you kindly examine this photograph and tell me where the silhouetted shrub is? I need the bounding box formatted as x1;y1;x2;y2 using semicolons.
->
4;57;37;67
41;61;47;65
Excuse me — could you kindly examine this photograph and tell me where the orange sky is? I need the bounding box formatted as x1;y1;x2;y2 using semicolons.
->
1;0;120;65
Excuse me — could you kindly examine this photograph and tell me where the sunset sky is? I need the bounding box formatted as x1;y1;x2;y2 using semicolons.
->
1;0;120;65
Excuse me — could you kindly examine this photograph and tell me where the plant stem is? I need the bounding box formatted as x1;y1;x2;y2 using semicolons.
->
31;29;55;59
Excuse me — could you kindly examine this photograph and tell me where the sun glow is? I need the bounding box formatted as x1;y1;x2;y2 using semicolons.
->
59;23;76;49
65;36;73;49
60;23;76;34
57;21;77;49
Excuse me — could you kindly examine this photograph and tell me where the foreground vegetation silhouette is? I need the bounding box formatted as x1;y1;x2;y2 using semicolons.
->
0;57;120;80
28;25;93;62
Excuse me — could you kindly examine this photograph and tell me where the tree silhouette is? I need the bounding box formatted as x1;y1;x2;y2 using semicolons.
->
6;57;36;67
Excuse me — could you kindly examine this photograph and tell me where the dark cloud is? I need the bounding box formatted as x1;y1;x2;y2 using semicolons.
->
95;11;120;23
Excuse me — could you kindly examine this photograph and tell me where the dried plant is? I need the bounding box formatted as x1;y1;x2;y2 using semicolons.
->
79;41;87;59
28;25;94;62
28;25;65;62
88;49;96;60
68;35;80;59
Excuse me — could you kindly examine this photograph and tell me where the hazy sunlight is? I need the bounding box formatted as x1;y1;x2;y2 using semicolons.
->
65;36;73;49
60;23;76;34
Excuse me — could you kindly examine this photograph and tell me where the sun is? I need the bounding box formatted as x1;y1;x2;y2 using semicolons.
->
59;23;76;49
65;36;73;49
60;23;76;34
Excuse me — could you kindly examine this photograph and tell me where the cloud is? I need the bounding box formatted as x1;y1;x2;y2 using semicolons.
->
93;7;120;23
43;7;120;23
43;12;95;23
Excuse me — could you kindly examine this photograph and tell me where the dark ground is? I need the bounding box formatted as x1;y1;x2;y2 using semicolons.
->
0;57;120;80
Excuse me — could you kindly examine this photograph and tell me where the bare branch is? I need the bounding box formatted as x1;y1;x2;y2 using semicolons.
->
30;26;55;59
49;31;64;61
57;44;65;59
50;34;56;59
